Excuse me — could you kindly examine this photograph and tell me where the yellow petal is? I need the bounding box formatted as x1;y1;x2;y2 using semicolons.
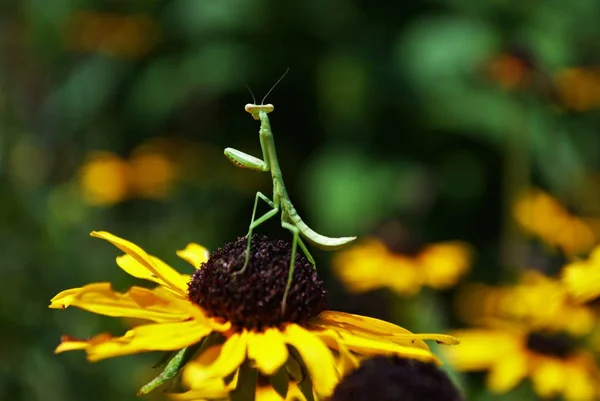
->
286;382;308;401
323;332;359;376
168;378;229;400
182;345;223;388
563;359;598;401
443;330;520;371
83;320;212;361
55;333;113;354
49;288;81;309
248;329;289;375
562;259;600;304
419;242;472;289
530;357;566;398
386;261;422;295
117;254;193;302
177;243;210;269
316;329;439;365
183;331;248;384
49;283;192;322
256;385;285;401
90;231;188;295
316;311;417;336
116;254;168;287
336;343;359;377
486;353;528;393
315;311;430;350
283;324;337;397
148;285;224;328
331;240;390;293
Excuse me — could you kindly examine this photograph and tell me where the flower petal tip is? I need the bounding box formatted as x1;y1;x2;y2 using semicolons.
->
176;243;210;269
435;335;461;346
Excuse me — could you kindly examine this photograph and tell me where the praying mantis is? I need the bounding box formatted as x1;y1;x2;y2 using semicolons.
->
224;76;357;313
138;79;357;395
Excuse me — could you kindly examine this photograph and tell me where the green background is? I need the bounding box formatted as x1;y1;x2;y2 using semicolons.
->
1;0;600;400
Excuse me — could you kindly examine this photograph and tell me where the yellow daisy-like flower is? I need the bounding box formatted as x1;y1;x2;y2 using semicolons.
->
79;152;130;205
332;237;472;295
78;141;178;206
51;232;458;400
455;271;596;336
64;11;160;59
513;189;595;255
444;327;600;401
562;244;600;304
555;67;600;112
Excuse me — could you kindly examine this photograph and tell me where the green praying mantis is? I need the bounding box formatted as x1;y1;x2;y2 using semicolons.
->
224;74;357;313
138;76;357;395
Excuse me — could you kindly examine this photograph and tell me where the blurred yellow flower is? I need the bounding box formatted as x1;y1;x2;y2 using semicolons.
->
513;189;595;255
445;328;600;401
556;68;600;112
63;12;160;59
562;245;600;304
129;146;177;199
51;232;457;399
455;271;595;336
79;152;130;205
332;237;472;295
78;141;178;205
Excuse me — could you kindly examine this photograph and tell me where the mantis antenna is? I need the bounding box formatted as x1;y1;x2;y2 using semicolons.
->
260;68;290;105
242;80;257;105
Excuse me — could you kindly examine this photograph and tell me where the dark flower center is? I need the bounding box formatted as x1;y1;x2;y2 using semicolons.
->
584;296;600;309
330;356;463;401
187;235;326;330
525;331;576;359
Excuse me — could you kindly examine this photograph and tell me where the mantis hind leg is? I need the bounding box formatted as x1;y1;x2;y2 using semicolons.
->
297;236;316;269
233;192;279;276
281;221;302;314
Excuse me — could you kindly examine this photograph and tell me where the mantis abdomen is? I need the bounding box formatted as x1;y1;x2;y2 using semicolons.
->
283;200;357;249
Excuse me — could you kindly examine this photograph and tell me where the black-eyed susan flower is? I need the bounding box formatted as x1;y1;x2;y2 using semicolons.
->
330;355;463;401
332;237;472;296
455;271;596;336
555;67;600;112
79;152;130;205
444;327;600;401
128;141;178;199
63;11;160;59
51;232;458;399
513;189;595;256
562;244;600;304
78;142;178;206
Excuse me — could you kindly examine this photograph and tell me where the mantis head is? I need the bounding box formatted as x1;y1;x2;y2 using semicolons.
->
245;104;274;120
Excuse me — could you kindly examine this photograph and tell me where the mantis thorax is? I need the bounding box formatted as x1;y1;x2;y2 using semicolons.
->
245;103;274;120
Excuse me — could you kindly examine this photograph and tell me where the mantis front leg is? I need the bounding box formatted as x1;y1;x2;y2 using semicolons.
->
224;147;277;275
224;148;269;172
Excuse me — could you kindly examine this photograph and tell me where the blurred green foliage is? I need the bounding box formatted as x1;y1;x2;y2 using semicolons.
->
1;0;600;400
